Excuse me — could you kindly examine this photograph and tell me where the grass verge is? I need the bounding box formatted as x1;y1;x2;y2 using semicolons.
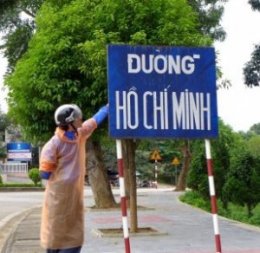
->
180;191;260;227
0;183;42;187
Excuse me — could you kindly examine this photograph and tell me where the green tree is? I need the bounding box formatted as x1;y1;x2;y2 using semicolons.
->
249;123;260;135
247;135;260;158
0;111;11;159
187;119;240;206
249;0;260;11
0;0;43;71
243;1;260;87
223;149;260;217
188;0;227;41
5;0;118;208
0;110;10;132
244;44;260;87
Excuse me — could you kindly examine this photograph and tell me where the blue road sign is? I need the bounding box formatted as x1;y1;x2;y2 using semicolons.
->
107;45;218;139
7;142;32;161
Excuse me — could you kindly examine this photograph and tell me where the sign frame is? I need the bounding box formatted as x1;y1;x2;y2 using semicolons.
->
108;44;218;139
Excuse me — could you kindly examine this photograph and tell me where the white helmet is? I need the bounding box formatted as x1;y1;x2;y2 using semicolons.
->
54;104;82;126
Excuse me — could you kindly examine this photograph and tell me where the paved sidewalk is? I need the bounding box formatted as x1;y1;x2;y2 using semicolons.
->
2;189;260;253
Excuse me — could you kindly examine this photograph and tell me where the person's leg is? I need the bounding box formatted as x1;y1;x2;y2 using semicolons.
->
59;246;82;253
47;247;81;253
47;250;59;253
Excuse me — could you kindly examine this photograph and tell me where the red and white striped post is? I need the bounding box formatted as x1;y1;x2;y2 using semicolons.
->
116;139;131;253
154;159;158;189
205;139;222;253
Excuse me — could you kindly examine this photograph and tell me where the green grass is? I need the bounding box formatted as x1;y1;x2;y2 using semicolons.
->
180;191;260;227
0;182;43;187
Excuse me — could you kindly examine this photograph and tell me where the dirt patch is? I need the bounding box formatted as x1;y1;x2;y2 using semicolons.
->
93;227;167;237
86;205;154;212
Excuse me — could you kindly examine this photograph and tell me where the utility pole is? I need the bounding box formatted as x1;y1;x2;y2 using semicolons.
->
149;150;162;188
171;157;180;186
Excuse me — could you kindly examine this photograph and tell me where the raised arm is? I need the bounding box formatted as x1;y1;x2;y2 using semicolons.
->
80;104;109;137
92;104;109;126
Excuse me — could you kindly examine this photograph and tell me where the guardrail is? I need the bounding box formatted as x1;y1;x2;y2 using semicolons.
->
0;163;28;174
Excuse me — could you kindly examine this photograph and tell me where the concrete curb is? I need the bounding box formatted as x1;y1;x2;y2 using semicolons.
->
92;227;168;238
0;206;41;253
0;209;31;253
0;187;45;192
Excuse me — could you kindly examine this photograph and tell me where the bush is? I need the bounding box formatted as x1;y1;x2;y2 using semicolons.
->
0;175;3;185
180;191;260;227
28;168;41;186
179;191;211;211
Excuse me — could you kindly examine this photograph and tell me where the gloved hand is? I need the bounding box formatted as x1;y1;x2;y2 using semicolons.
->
93;104;109;126
40;171;52;180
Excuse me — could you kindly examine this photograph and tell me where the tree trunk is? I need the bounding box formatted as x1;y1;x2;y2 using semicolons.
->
122;139;138;233
87;139;117;208
175;140;192;191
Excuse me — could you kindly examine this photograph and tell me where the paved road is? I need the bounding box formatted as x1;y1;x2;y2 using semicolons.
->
1;188;260;253
0;191;43;221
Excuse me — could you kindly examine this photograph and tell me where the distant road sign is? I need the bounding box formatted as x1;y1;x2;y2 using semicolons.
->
150;150;162;161
172;157;180;166
108;45;218;139
7;142;31;162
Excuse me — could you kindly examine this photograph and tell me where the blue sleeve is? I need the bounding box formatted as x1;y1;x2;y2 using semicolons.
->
93;105;109;126
40;171;52;180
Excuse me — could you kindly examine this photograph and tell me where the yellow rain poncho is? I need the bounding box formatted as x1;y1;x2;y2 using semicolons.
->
39;118;97;250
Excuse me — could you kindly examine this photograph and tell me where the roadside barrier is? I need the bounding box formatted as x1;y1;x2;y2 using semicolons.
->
0;163;28;174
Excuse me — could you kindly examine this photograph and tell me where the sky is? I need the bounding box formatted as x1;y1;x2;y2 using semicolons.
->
0;0;260;132
215;0;260;132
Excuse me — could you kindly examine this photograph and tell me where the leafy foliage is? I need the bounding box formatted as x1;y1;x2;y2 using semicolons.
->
0;111;10;132
249;0;260;11
0;147;6;159
28;167;41;185
187;0;227;41
244;45;260;87
187;119;260;218
243;2;260;87
5;0;212;142
0;0;43;71
223;150;260;217
180;191;260;226
0;112;10;158
249;122;260;135
179;191;211;211
246;135;260;158
187;119;240;200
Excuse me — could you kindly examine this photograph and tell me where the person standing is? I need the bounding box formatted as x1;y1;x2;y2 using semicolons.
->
39;104;108;253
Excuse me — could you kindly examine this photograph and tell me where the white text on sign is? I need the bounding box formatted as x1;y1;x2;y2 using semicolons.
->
127;53;201;75
115;89;211;131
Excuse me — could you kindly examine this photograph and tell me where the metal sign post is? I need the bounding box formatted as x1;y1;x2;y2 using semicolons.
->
116;139;131;253
150;150;162;188
205;139;222;253
154;159;158;188
108;45;220;253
